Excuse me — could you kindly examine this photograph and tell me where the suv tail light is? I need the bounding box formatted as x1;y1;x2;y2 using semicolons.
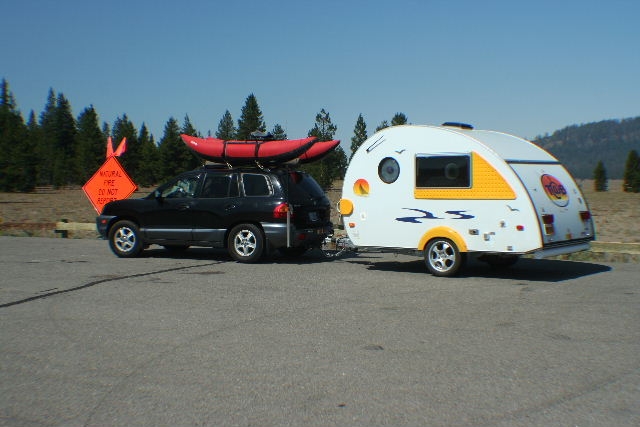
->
579;210;591;221
273;203;293;219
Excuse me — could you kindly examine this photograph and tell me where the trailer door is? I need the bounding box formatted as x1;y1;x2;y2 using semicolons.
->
508;162;595;246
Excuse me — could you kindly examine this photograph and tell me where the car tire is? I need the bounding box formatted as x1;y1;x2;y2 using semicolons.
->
228;224;264;263
109;220;143;258
424;238;465;277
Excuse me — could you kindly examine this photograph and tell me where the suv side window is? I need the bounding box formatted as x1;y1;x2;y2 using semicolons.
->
160;175;201;198
242;173;272;197
201;173;239;198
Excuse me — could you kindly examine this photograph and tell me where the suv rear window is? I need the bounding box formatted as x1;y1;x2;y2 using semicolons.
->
284;171;326;199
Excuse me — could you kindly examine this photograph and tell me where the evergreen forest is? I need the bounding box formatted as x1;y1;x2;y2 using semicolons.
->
1;78;638;193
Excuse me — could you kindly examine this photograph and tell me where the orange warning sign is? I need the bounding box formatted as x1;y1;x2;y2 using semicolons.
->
83;156;137;213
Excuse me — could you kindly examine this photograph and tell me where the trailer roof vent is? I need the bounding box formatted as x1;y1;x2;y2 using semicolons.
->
442;122;474;130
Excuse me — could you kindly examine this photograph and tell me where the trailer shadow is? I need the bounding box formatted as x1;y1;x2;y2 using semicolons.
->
137;247;611;282
356;256;612;283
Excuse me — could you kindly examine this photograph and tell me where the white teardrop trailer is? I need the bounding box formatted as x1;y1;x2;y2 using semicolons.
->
338;123;596;276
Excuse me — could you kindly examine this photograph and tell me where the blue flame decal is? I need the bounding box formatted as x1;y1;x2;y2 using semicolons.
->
396;208;475;223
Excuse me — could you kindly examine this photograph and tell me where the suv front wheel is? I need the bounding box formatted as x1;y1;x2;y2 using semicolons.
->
228;224;264;263
109;220;143;258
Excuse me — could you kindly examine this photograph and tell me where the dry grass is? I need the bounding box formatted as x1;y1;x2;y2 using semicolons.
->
1;180;638;244
575;179;640;244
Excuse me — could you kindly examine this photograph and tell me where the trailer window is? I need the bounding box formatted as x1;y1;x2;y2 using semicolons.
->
378;157;400;183
416;155;470;188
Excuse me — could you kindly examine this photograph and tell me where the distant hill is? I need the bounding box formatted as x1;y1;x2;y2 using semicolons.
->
532;117;640;179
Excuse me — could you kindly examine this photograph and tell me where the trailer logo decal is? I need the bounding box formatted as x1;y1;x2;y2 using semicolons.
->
396;208;474;223
353;179;370;196
541;174;569;207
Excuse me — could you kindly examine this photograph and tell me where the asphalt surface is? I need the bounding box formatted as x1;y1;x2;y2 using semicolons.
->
0;236;638;427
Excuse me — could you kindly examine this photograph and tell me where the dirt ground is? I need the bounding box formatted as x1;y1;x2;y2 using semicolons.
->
0;180;638;244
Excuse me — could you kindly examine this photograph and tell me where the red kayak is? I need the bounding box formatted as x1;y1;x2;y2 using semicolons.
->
180;134;340;165
298;139;341;163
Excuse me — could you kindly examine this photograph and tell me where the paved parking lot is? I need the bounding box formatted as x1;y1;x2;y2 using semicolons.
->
1;236;638;426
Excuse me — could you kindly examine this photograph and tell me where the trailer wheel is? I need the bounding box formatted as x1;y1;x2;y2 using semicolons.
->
424;238;465;277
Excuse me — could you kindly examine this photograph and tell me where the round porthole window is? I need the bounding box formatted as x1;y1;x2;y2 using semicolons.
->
378;157;400;183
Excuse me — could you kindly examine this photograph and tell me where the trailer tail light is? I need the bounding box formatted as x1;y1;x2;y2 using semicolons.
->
516;225;525;231
542;214;555;235
579;211;591;221
273;203;292;219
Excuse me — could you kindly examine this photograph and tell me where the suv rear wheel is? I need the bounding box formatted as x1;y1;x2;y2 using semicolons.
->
228;224;264;263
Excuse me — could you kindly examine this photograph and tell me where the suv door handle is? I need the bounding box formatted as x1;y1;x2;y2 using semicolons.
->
178;204;191;210
225;204;237;210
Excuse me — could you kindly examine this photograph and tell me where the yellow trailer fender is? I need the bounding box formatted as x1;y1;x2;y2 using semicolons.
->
418;226;468;252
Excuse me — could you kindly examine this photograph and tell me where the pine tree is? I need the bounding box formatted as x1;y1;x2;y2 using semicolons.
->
37;88;57;185
0;79;33;191
112;114;139;180
304;108;347;189
180;115;203;170
22;111;40;190
593;160;607;192
375;120;389;132
75;105;105;183
236;94;266;140
51;93;76;187
215;110;236;140
158;117;198;181
623;150;640;192
350;114;368;161
391;112;408;126
137;123;160;186
271;123;287;140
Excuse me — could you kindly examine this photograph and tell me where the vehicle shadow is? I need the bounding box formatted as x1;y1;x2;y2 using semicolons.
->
138;247;611;282
352;256;612;283
139;246;359;264
140;247;232;261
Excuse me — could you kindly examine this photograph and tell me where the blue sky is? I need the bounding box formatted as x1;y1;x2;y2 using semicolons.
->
2;0;639;149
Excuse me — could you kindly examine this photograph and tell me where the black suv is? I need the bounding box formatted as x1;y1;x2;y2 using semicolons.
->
97;165;333;262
